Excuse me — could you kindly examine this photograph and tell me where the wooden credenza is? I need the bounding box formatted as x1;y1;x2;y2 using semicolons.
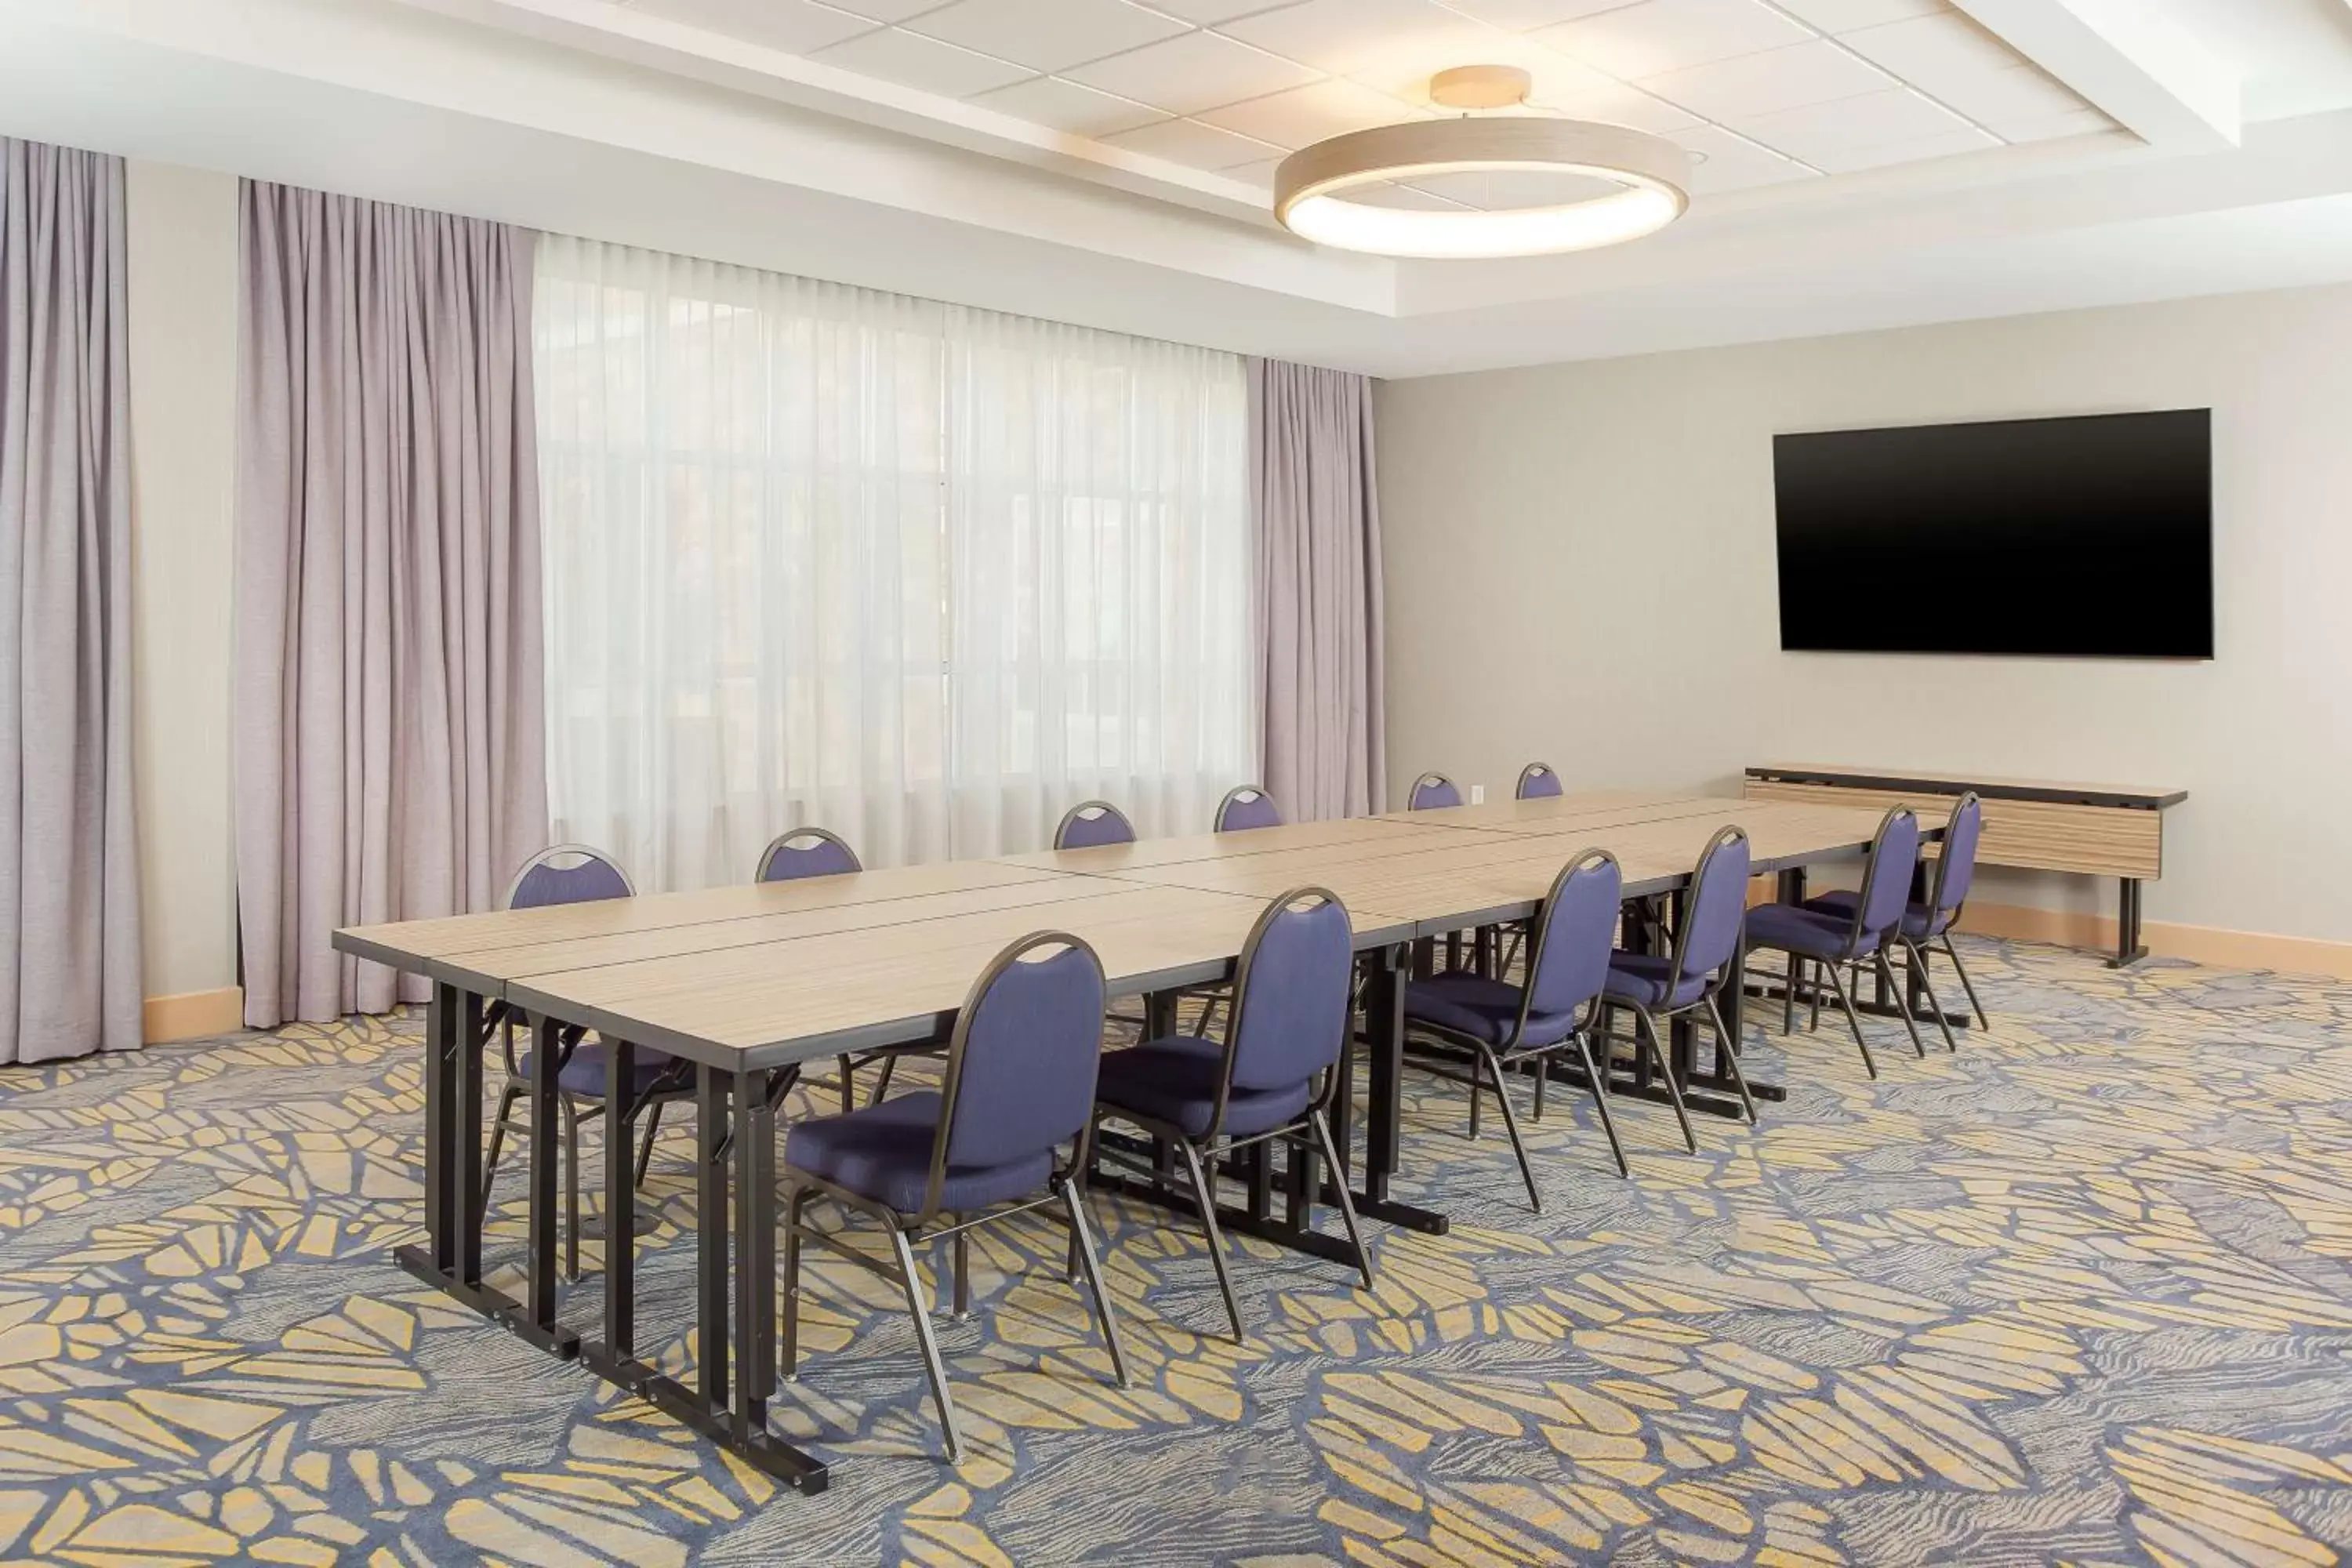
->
1744;763;2187;966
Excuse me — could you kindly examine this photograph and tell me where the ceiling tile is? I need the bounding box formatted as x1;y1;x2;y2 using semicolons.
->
1807;125;1998;170
1991;105;2114;143
1770;0;1945;32
1137;0;1287;20
1730;85;1969;156
628;0;878;53
820;0;958;19
1838;10;2024;87
967;74;1165;133
1196;78;1416;147
1929;64;2089;123
1540;0;1813;79
1438;0;1643;28
1668;123;1817;191
1064;28;1322;113
903;0;1187;74
809;25;1034;93
1642;38;1894;119
1216;0;1494;78
1519;56;1703;132
1099;114;1285;167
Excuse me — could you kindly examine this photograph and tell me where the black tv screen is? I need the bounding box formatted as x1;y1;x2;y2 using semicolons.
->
1773;409;2213;658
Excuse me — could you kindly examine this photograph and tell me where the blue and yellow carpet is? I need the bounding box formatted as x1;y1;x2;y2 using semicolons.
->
5;938;2352;1565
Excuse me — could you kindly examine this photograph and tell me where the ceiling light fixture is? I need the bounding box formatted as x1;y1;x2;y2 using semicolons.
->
1272;66;1693;261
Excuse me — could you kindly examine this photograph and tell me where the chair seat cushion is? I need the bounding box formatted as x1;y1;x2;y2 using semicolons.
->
1599;953;1710;1012
519;1040;681;1099
1745;903;1871;960
1094;1036;1312;1139
783;1091;1051;1214
1403;974;1575;1049
1803;889;1947;941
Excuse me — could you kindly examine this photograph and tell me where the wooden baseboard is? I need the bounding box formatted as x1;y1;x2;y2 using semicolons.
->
143;986;245;1044
1958;902;2352;982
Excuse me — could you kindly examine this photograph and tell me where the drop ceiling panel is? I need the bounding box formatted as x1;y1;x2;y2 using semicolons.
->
903;0;1186;76
1540;0;1815;79
1809;125;1998;170
818;0;952;20
1839;11;2027;85
1670;124;1818;191
1771;0;1947;34
1995;107;2114;143
1215;0;1497;78
1098;114;1283;169
1642;38;1897;120
1196;78;1421;148
810;25;1033;95
967;74;1163;136
626;0;877;54
1729;85;1972;156
1062;29;1321;114
1439;0;1645;26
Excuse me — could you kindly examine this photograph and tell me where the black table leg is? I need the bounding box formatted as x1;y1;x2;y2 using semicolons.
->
398;985;527;1324
2108;877;2148;967
602;1042;635;1357
1359;942;1446;1235
491;1013;579;1359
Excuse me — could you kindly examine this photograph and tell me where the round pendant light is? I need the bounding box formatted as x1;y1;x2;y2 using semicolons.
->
1272;67;1693;261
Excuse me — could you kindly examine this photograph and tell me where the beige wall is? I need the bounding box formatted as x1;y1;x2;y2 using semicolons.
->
1377;281;2352;951
126;159;241;1032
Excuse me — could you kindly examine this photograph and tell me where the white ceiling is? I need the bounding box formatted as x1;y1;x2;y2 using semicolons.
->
5;0;2352;376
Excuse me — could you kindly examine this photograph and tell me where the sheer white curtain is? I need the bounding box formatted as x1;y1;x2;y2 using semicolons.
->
534;237;1253;890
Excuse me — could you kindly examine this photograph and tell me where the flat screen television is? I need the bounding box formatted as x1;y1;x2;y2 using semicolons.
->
1773;409;2213;658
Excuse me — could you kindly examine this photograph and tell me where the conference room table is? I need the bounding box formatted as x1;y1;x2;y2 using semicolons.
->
334;787;1910;1490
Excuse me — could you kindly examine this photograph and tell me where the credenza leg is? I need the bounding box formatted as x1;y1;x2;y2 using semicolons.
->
2107;877;2149;968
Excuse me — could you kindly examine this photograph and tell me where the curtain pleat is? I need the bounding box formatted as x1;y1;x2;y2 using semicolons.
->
234;180;547;1027
0;138;143;1065
1249;358;1386;822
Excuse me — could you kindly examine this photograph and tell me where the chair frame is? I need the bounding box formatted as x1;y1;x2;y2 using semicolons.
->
1761;805;1932;1078
483;846;692;1280
1597;826;1756;1149
754;824;860;883
1054;799;1137;850
780;931;1130;1464
1403;850;1630;1203
1212;784;1281;833
1911;792;1989;1041
1088;887;1374;1345
1407;772;1461;811
1515;762;1563;800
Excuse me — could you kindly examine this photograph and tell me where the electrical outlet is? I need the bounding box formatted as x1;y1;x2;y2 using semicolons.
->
1469;783;1486;805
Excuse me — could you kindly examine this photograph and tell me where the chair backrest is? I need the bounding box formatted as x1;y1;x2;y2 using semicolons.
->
1222;887;1356;1100
755;826;861;884
504;844;633;910
1664;826;1751;989
1054;800;1136;850
1516;762;1564;800
1408;773;1461;811
1214;786;1283;833
931;932;1108;1212
1926;792;1983;926
1849;806;1923;943
1521;849;1621;1028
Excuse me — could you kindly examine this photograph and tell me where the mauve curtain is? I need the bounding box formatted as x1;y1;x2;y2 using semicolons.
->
235;181;547;1028
0;140;143;1065
1249;358;1385;821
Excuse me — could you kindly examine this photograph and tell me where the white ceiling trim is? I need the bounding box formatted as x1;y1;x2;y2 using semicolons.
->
1952;0;2242;151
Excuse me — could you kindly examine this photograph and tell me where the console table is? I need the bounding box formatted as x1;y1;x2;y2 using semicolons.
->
1743;763;2188;967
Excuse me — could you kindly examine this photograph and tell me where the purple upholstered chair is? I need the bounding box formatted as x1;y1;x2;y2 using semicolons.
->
1091;888;1372;1342
780;932;1127;1462
1404;850;1628;1201
485;845;691;1279
1744;806;1931;1078
1214;785;1283;833
1599;826;1759;1145
1054;799;1137;850
1799;792;1986;1048
1408;772;1463;811
1516;762;1565;800
755;825;862;883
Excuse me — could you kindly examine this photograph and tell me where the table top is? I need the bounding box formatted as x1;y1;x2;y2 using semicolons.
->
336;789;1909;1072
1748;761;2187;810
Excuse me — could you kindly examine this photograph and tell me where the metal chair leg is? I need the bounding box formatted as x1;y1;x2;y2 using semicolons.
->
887;1226;965;1462
1531;1053;1547;1121
634;1099;663;1187
1059;1178;1131;1388
952;1229;971;1320
1701;994;1759;1124
1632;1006;1697;1153
780;1186;809;1379
1809;958;1823;1033
1940;933;1991;1032
1177;1139;1244;1345
870;1054;899;1106
1467;1050;1483;1141
1874;950;1929;1058
561;1097;583;1282
1821;959;1878;1079
484;1083;522;1179
1308;1110;1375;1291
1901;938;1961;1052
1571;1031;1630;1178
1783;953;1797;1034
835;1054;857;1114
1477;1044;1542;1212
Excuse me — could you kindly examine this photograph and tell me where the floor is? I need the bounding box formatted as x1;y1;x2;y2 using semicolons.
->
5;938;2352;1566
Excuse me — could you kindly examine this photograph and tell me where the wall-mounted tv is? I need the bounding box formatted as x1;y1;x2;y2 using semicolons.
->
1773;408;2213;659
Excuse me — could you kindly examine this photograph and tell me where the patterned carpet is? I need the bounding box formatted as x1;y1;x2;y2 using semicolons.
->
5;937;2352;1566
